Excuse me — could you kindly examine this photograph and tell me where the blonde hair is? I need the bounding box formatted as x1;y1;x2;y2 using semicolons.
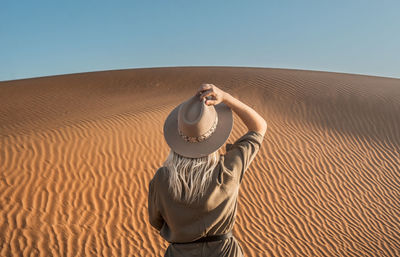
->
163;149;220;204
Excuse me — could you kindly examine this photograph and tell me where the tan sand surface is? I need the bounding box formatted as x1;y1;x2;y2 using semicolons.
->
1;67;399;256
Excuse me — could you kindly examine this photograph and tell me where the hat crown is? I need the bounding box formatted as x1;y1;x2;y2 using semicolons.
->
178;96;217;138
163;93;233;158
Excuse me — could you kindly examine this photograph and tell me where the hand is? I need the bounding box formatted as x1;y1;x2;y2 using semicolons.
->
197;84;226;106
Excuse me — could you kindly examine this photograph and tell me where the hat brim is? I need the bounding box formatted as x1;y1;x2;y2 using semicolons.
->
163;102;233;158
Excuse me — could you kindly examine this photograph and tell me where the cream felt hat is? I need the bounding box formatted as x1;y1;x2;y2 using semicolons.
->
163;94;233;158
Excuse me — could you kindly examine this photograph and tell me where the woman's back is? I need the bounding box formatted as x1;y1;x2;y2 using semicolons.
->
148;84;267;256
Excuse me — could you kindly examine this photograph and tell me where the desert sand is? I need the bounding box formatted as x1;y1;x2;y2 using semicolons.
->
1;66;399;256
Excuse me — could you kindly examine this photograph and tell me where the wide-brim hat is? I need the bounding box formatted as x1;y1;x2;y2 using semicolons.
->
163;94;233;158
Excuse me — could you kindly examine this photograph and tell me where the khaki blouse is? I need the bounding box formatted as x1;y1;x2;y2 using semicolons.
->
148;131;264;257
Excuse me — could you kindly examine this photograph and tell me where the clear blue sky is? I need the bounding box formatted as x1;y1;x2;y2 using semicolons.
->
1;0;399;81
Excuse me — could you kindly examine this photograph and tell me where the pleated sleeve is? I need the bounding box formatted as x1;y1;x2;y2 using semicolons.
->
223;130;264;184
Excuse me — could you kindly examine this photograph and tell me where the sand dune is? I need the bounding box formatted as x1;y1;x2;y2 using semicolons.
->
1;67;399;256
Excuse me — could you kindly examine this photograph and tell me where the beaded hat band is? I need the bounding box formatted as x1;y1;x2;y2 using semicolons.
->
178;115;218;143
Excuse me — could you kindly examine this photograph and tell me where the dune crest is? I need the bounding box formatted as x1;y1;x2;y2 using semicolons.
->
1;67;399;256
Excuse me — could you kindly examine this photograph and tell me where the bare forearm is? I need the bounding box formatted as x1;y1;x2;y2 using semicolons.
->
223;93;267;136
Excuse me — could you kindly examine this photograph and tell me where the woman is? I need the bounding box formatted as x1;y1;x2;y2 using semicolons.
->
148;84;267;256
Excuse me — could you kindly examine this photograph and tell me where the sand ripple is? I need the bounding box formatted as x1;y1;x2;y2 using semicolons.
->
1;67;399;256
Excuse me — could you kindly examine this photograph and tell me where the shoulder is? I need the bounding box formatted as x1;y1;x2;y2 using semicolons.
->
150;166;169;186
155;166;167;177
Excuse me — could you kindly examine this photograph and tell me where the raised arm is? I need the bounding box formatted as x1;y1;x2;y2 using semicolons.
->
198;83;267;137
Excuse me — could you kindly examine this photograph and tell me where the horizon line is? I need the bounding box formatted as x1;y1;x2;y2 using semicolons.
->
1;65;399;83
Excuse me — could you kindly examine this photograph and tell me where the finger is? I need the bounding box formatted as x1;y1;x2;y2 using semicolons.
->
200;90;215;100
205;99;217;106
205;95;215;100
199;84;212;93
199;89;211;99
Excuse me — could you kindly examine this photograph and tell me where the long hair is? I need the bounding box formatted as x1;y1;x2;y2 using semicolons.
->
163;149;220;204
